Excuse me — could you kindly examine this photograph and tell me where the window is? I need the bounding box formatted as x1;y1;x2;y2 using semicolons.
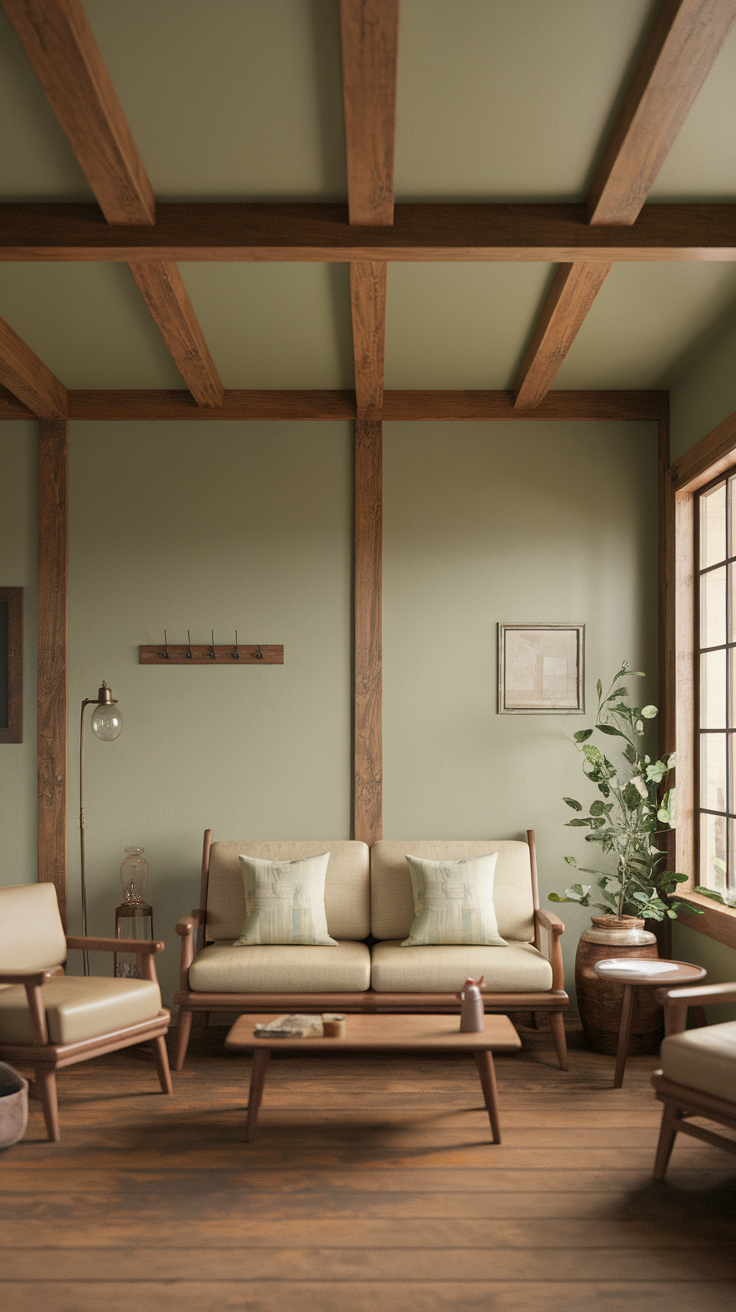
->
697;474;736;894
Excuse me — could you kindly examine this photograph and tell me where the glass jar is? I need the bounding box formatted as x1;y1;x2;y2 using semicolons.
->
115;847;152;979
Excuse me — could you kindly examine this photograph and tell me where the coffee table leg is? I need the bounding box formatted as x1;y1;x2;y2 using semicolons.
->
245;1049;271;1141
614;984;634;1089
474;1050;501;1144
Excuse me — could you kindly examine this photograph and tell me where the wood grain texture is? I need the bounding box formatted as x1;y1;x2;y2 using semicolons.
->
354;420;382;845
0;385;35;419
37;418;68;927
2;1020;736;1311
2;0;155;225
2;202;734;262
588;0;736;224
670;406;736;491
350;262;387;415
139;644;283;665
0;315;67;418
676;893;736;949
340;0;400;226
0;586;23;743
513;263;614;409
658;406;674;760
127;263;224;406
674;491;696;891
55;388;667;422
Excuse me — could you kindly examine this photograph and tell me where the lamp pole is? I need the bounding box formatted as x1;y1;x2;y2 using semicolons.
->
79;682;122;975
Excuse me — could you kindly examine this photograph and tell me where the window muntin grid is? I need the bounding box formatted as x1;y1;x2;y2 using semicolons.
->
697;475;736;893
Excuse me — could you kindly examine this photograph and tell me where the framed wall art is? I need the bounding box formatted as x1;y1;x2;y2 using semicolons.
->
0;587;23;743
498;623;584;714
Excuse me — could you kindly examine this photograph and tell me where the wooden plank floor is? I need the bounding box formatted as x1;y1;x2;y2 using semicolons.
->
1;1018;735;1312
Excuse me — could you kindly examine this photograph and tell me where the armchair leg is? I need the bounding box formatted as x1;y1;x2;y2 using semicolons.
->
653;1100;680;1180
549;1012;568;1071
153;1035;173;1094
36;1070;60;1142
173;1009;194;1072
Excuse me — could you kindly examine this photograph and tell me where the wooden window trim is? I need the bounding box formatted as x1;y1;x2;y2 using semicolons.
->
667;408;736;949
0;586;23;744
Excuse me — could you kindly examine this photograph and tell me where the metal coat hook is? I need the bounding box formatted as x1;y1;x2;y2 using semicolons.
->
162;630;170;660
186;630;193;659
232;630;240;660
210;630;217;660
256;644;263;660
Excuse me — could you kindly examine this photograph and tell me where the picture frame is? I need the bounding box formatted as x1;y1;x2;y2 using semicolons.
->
0;587;24;743
498;623;585;714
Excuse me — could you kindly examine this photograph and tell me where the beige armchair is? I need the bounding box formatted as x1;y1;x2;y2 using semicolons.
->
0;883;172;1141
652;981;736;1180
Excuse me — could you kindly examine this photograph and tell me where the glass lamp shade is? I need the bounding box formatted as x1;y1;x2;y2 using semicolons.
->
120;847;148;904
91;701;122;740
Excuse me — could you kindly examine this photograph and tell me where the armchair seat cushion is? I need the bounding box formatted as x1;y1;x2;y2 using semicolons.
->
188;940;371;993
370;940;554;993
660;1021;736;1103
0;976;162;1046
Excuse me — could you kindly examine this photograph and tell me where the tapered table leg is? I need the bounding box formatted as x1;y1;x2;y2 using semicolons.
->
245;1048;271;1141
614;984;635;1088
474;1050;501;1143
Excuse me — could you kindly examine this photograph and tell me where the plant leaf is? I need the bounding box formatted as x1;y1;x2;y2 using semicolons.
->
563;797;583;811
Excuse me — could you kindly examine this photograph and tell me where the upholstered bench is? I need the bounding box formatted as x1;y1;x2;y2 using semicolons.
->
173;831;568;1071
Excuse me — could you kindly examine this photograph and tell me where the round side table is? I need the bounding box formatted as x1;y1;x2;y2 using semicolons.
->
593;959;707;1087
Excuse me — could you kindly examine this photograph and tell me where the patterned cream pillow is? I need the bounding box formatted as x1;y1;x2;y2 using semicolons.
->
235;853;338;946
401;853;507;947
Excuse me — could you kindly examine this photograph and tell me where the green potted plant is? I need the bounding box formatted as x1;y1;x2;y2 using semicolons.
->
549;662;700;1054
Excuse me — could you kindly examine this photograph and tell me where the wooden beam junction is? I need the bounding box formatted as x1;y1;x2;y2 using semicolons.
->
0;315;67;418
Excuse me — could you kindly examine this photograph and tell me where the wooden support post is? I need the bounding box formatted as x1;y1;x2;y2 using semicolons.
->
37;418;68;926
354;420;382;845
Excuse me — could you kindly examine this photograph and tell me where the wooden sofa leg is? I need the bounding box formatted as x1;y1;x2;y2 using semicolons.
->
173;1009;194;1072
36;1070;60;1142
653;1100;680;1180
153;1035;173;1094
549;1012;568;1071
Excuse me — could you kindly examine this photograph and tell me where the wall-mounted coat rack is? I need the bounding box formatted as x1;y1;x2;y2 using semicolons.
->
140;631;283;665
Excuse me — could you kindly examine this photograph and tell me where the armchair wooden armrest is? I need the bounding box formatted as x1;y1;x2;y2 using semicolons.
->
0;969;57;1045
535;908;565;992
176;912;203;991
65;936;165;983
656;981;736;1036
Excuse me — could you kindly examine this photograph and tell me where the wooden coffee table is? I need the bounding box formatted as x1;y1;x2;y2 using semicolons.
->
225;1012;522;1143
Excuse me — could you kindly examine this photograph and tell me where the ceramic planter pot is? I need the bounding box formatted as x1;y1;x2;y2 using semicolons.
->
0;1061;28;1149
575;915;663;1055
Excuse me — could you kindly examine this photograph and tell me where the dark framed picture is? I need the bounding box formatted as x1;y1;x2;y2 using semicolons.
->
498;623;585;714
0;587;23;743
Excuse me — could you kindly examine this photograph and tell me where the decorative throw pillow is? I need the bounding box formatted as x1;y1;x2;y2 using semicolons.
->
401;853;507;947
235;853;338;946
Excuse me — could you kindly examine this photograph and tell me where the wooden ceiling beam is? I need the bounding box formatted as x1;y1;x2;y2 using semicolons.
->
2;0;223;406
513;0;736;410
0;315;67;418
349;263;388;416
1;201;733;262
26;388;667;423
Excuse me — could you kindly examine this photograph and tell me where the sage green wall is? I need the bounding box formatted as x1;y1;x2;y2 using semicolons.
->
0;422;37;881
1;416;658;1009
383;420;658;998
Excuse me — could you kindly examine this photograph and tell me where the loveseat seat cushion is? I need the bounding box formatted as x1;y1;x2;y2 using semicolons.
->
370;841;536;943
205;841;370;942
188;940;371;993
370;940;553;993
660;1021;736;1103
0;976;163;1045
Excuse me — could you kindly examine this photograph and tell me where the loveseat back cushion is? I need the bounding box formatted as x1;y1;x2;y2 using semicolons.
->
189;940;371;993
0;883;67;973
205;841;370;942
370;841;535;943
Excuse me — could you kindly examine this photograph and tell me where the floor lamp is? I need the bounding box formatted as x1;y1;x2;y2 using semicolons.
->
79;682;123;975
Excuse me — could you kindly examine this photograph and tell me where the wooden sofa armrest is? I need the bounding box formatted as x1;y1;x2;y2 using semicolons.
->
535;908;565;991
66;936;165;983
656;981;736;1036
175;913;203;991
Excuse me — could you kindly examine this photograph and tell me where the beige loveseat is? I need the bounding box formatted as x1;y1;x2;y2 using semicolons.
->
173;830;568;1070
